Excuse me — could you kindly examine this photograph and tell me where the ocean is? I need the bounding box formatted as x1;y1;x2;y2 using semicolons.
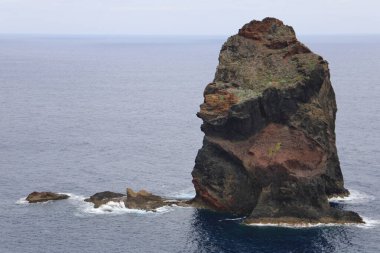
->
0;35;379;253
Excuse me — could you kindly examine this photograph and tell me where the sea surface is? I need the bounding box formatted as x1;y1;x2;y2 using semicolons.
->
0;35;379;253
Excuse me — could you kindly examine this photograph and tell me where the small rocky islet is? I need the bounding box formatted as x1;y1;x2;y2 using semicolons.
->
26;17;363;225
26;192;69;203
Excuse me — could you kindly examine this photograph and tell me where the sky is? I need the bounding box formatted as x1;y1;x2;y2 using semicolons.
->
0;0;379;35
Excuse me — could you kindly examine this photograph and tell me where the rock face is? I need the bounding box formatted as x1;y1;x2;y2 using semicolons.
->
26;192;69;203
191;17;363;224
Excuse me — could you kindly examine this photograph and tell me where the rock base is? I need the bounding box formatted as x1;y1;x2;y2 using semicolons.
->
244;211;364;225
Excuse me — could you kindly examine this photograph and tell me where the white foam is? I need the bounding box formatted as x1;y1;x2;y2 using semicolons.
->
15;197;29;205
246;217;380;229
79;201;177;215
219;217;246;222
358;217;380;229
81;201;147;214
64;192;177;216
246;222;357;228
154;205;175;213
329;189;375;204
61;192;85;201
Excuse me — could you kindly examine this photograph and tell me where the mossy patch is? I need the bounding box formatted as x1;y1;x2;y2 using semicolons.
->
268;142;282;158
229;88;261;102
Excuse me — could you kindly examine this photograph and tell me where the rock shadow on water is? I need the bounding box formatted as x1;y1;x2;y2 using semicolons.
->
187;209;360;253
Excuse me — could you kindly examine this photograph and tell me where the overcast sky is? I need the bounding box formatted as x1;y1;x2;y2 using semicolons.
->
0;0;379;35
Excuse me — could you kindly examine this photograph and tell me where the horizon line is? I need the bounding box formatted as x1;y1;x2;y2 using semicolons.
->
0;33;380;37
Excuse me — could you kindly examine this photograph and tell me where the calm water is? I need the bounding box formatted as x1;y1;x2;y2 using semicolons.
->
0;35;379;253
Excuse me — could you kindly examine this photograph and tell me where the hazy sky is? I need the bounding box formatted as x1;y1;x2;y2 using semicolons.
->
0;0;379;35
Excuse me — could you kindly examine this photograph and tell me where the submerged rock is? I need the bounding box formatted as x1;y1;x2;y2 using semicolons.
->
191;17;363;224
26;192;69;203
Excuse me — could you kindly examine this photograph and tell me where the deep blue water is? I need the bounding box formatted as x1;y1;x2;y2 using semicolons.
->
0;35;379;253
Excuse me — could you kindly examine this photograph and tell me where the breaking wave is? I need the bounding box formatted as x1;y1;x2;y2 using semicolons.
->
328;189;375;204
15;197;29;205
360;217;380;229
78;200;175;215
61;193;176;216
245;219;380;229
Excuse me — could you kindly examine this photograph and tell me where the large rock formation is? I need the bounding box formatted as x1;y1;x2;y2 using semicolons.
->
191;18;362;224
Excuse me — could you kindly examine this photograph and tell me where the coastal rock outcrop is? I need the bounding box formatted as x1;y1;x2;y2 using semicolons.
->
26;192;69;203
85;189;189;211
191;17;363;224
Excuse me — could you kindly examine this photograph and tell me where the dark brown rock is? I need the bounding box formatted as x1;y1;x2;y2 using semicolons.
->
26;191;69;203
125;188;189;211
191;17;363;224
125;188;163;210
84;191;126;208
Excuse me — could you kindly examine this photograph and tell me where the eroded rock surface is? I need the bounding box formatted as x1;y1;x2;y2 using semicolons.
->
191;17;363;224
26;192;69;203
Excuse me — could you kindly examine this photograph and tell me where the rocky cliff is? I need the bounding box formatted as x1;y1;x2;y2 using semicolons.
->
191;17;362;224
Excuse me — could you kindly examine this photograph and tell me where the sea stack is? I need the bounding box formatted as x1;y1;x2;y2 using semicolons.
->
191;17;362;224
